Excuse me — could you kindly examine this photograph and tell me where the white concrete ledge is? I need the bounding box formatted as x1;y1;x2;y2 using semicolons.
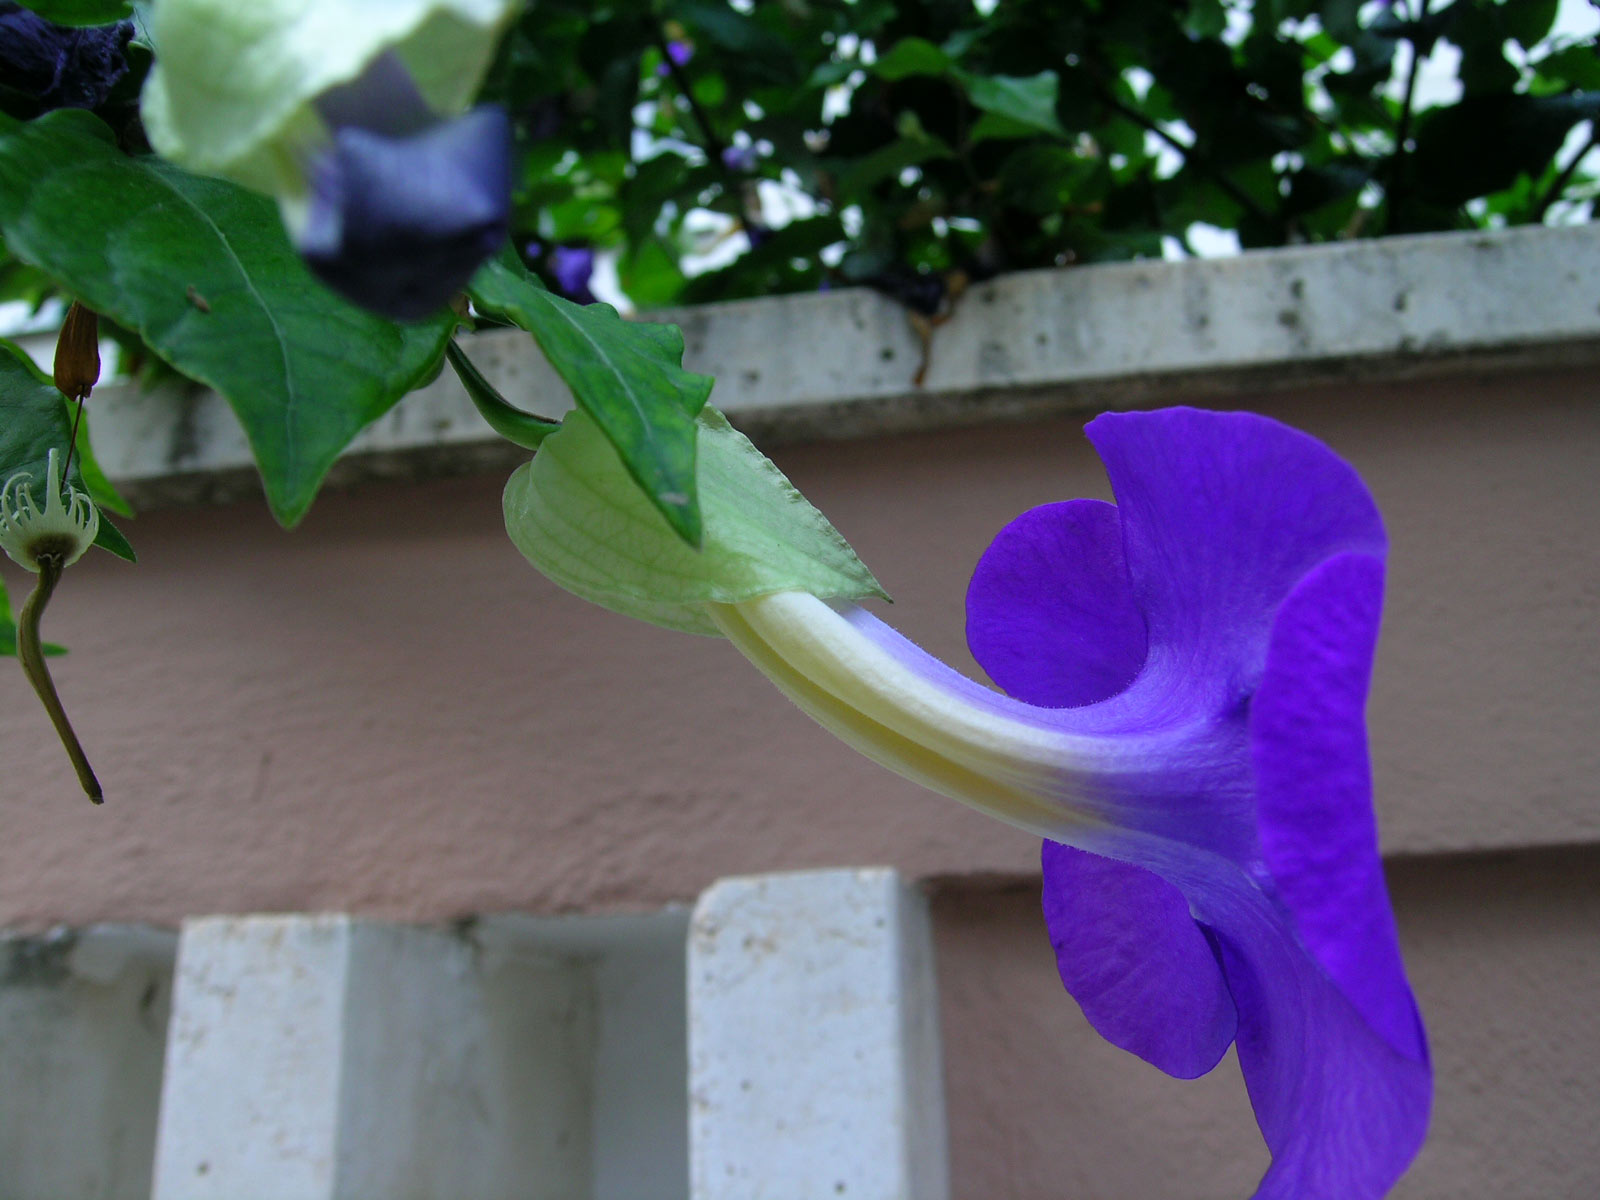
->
83;223;1600;509
689;868;949;1200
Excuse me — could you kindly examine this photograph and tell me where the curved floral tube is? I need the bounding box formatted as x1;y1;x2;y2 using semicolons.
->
707;408;1430;1198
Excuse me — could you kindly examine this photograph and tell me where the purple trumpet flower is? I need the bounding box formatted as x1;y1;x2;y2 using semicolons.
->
297;53;512;321
711;408;1430;1197
0;2;133;113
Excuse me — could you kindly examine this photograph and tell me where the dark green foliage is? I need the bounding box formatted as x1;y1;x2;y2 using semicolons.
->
485;0;1596;302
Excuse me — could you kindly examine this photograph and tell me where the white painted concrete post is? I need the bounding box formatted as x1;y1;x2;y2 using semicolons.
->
150;914;597;1200
689;868;949;1200
0;925;176;1200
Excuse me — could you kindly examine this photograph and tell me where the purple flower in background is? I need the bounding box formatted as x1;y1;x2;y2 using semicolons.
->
0;2;133;112
714;408;1431;1197
721;143;760;172
657;38;693;76
297;53;511;321
548;245;597;305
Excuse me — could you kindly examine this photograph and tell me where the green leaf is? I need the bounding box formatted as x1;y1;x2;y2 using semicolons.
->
1502;0;1560;49
504;406;886;636
953;69;1069;139
468;248;713;547
1413;92;1600;205
445;341;561;450
1185;0;1228;40
675;0;802;86
1533;45;1600;91
0;341;134;562
0;109;455;526
832;132;955;197
968;111;1046;144
873;37;953;81
0;578;65;658
13;0;132;25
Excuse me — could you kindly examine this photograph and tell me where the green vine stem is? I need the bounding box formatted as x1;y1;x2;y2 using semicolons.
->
17;552;102;803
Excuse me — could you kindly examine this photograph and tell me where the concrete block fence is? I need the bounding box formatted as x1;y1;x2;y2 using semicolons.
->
0;869;945;1200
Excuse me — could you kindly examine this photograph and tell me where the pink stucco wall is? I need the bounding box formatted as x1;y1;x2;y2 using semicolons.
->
2;366;1596;1194
2;368;1594;922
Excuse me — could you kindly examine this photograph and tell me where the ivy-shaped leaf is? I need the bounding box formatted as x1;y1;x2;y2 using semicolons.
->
0;109;455;526
0;341;134;562
468;248;713;547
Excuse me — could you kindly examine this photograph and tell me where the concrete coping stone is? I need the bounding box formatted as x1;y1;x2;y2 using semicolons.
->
72;222;1600;510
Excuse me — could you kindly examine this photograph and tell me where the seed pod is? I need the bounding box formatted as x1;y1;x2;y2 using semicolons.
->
52;300;100;401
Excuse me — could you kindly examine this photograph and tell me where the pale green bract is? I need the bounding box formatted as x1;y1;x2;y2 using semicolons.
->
140;0;518;224
504;407;888;636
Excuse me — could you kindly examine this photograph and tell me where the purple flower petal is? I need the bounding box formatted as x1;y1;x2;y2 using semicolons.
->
1042;840;1236;1079
1192;856;1432;1200
1085;407;1385;708
1252;551;1426;1062
299;105;512;321
966;498;1146;708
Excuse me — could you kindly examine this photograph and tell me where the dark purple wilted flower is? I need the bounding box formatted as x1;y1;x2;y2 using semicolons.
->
296;52;511;321
548;245;597;305
0;2;133;112
711;408;1431;1198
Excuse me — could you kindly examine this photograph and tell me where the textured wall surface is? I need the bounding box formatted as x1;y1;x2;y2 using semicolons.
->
1;368;1595;924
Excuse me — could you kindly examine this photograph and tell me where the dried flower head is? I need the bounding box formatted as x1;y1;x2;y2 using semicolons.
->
0;448;100;573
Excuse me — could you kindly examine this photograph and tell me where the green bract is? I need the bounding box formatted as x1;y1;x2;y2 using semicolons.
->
140;0;519;215
504;407;887;636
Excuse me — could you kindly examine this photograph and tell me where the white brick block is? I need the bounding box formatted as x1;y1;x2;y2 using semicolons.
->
689;868;949;1200
150;915;595;1200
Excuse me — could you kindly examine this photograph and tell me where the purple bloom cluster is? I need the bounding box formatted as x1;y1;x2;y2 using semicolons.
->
957;408;1431;1196
0;2;133;112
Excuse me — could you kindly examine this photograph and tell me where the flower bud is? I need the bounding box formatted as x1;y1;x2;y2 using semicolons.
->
52;300;100;401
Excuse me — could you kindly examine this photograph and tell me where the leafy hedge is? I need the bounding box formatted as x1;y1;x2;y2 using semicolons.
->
485;0;1598;311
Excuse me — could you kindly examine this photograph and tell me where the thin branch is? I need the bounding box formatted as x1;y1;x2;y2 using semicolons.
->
1098;91;1278;230
61;396;85;482
1382;0;1433;211
1531;125;1599;223
653;29;728;166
